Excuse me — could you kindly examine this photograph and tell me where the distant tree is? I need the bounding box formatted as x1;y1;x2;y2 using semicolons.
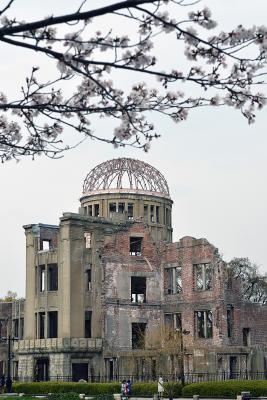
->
229;257;267;304
0;0;267;161
0;290;18;302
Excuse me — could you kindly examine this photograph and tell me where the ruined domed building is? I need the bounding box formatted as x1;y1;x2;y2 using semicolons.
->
9;158;267;381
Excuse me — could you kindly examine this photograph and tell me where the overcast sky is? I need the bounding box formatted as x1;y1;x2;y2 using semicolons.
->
0;0;267;297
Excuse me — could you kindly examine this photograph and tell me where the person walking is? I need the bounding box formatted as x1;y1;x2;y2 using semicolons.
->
158;376;164;399
121;379;127;400
126;379;132;397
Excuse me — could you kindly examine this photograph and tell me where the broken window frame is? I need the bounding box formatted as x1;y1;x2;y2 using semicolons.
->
13;319;19;338
195;310;213;339
150;205;155;223
131;277;146;303
118;202;125;214
20;318;24;339
194;263;213;291
48;264;58;291
144;205;148;221
156;206;160;223
129;237;142;256
166;266;182;294
164;313;182;334
94;204;100;217
128;203;134;220
109;202;117;217
85;268;92;291
85;310;92;338
48;311;58;338
132;323;146;349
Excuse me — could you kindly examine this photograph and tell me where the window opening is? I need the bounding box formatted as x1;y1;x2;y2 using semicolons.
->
13;319;19;338
118;202;125;213
88;205;93;216
164;313;182;338
194;263;213;291
243;328;251;346
39;265;45;292
144;205;148;220
13;361;18;379
41;240;51;251
39;312;45;339
72;363;88;382
156;206;160;223
85;268;92;291
35;358;49;381
48;264;58;291
84;232;92;249
35;266;38;294
150;205;155;222
229;356;237;379
94;204;99;217
132;323;146;349
128;203;134;219
109;203;117;217
227;305;234;338
166;266;182;294
48;311;58;338
131;277;146;303
20;318;24;339
35;313;37;339
130;237;142;256
85;311;92;338
195;310;213;338
166;208;171;226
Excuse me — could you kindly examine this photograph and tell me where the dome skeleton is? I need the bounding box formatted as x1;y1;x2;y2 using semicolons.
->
83;158;169;196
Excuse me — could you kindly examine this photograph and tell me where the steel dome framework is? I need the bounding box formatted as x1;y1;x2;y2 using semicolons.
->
82;158;169;196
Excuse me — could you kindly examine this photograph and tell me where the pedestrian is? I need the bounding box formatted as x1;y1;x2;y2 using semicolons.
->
126;379;132;397
158;376;164;399
0;374;5;394
121;379;127;400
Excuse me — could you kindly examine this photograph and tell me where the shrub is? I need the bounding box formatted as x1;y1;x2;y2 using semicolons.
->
12;381;182;398
182;380;267;398
12;382;120;395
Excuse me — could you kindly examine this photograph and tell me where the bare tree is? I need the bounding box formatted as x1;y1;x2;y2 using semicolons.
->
0;0;267;161
229;257;267;304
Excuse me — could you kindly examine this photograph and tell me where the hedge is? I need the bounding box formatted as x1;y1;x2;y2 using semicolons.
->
182;380;267;398
12;382;120;395
12;381;182;397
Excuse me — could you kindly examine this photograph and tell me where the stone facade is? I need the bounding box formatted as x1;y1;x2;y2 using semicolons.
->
0;300;24;378
1;158;267;381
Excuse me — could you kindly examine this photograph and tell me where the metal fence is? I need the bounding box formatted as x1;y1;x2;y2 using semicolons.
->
14;371;267;383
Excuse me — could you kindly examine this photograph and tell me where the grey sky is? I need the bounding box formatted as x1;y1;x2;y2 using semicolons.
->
0;0;267;297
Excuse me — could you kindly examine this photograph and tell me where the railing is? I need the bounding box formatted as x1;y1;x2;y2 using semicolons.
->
14;371;267;383
14;338;103;351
